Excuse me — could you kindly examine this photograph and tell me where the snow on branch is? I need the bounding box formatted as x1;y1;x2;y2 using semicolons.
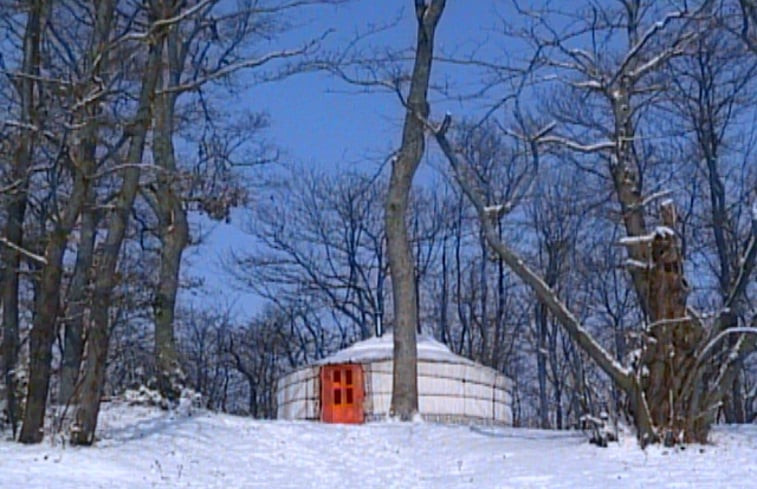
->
506;121;557;142
113;0;214;44
484;203;511;218
432;113;635;394
614;7;697;82
619;226;676;246
537;135;615;153
722;202;757;311
569;79;604;90
624;258;650;270
627;190;673;209
619;234;655;246
0;237;47;265
698;327;757;369
654;226;675;237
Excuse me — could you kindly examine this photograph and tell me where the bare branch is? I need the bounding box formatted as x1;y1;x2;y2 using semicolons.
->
724;203;757;309
160;40;323;94
0;237;47;265
537;135;616;153
699;326;757;364
432;114;635;392
614;6;700;83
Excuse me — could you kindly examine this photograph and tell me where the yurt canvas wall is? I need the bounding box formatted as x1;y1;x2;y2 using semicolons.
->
276;365;319;421
276;334;513;425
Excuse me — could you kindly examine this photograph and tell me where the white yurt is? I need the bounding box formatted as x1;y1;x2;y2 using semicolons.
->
276;333;513;425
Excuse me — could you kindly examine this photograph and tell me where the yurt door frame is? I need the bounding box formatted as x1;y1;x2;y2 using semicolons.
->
320;364;364;424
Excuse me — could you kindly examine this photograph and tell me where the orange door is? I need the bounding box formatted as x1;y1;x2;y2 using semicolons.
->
320;364;364;424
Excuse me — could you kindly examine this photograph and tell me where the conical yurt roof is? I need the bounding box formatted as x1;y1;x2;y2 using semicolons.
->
316;333;478;366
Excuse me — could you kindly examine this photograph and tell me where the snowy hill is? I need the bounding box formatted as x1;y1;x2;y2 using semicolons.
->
1;402;755;488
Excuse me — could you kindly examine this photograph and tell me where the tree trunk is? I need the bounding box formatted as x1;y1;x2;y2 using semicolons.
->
478;232;491;364
153;195;188;401
1;0;46;439
454;200;469;354
386;0;446;420
608;85;651;317
2;198;27;440
71;30;163;446
58;189;97;405
20;233;68;443
439;236;449;344
2;197;27;439
19;0;115;443
151;27;189;402
435;117;658;446
536;303;550;429
549;323;563;430
21;81;102;443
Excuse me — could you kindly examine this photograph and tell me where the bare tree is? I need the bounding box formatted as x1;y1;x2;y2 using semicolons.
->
668;31;757;422
177;307;235;411
141;0;342;402
1;0;49;440
230;166;388;343
19;0;117;444
438;121;528;374
430;0;756;443
70;1;167;444
385;0;446;421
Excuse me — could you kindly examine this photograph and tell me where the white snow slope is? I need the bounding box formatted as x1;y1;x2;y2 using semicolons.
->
1;403;755;489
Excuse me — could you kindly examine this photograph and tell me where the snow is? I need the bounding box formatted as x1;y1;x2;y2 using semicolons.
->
2;403;756;488
619;234;655;246
624;258;650;270
316;333;478;366
654;226;675;238
484;204;505;215
619;226;676;246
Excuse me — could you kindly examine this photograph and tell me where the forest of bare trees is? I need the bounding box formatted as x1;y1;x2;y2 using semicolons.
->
0;0;755;448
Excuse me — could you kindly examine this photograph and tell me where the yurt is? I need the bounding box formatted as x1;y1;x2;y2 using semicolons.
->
276;334;513;425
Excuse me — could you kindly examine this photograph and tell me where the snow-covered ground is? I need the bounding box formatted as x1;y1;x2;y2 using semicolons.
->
1;402;755;488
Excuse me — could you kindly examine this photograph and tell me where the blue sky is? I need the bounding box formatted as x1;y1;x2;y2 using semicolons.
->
183;0;519;317
256;0;513;166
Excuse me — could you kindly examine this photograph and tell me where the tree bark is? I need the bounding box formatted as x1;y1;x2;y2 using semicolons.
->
153;192;188;402
150;25;189;403
21;232;69;442
386;0;446;420
1;191;28;440
58;188;97;405
2;0;47;440
1;193;27;440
